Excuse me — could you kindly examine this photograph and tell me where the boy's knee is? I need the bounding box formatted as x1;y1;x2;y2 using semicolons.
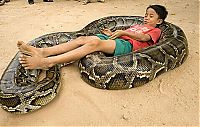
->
76;36;101;49
87;38;101;48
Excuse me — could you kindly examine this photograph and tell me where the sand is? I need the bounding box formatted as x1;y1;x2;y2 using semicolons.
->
0;0;199;126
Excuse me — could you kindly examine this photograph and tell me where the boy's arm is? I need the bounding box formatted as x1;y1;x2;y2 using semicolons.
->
124;31;151;42
109;30;151;42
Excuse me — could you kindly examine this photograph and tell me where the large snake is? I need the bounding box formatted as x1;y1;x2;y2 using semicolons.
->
0;16;188;114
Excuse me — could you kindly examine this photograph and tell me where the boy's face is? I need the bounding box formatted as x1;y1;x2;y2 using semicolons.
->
144;8;162;27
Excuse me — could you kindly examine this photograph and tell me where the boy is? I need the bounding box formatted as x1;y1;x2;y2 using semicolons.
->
18;5;168;70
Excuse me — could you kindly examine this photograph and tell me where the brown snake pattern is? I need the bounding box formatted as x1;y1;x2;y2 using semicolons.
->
0;16;188;114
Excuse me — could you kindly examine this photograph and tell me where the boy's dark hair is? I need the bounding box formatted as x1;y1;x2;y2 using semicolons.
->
147;5;168;21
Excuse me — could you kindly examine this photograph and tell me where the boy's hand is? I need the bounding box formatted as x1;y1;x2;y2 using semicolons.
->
109;30;125;39
101;28;113;36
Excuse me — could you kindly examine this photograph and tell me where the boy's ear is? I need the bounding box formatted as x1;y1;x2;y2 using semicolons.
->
157;19;163;25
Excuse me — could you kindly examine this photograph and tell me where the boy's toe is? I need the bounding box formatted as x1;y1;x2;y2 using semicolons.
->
17;41;24;47
19;60;26;64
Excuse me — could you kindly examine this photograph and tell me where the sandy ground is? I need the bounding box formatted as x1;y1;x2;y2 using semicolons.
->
0;0;199;126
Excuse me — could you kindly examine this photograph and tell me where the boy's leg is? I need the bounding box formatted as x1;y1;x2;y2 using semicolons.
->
18;36;102;58
41;36;100;56
46;39;116;66
19;37;116;69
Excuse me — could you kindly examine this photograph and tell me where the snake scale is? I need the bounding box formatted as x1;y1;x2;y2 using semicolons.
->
0;16;188;114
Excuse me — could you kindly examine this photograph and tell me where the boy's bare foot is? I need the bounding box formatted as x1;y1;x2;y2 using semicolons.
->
17;41;53;69
17;41;46;57
19;54;52;70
